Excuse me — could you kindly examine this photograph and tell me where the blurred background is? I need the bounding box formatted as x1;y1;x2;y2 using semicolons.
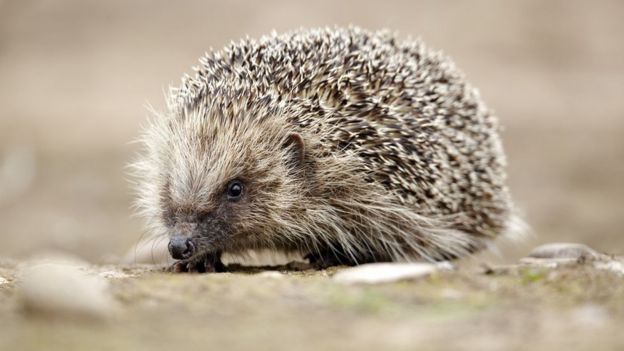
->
0;0;622;263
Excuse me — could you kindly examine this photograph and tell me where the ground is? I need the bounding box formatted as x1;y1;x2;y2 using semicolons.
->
1;257;623;351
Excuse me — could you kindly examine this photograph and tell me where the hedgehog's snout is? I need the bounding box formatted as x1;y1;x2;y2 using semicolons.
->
168;236;195;260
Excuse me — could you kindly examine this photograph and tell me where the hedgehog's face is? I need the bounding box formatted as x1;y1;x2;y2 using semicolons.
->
163;175;256;261
160;116;306;261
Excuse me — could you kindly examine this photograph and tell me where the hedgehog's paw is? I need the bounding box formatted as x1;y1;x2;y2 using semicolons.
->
167;252;226;273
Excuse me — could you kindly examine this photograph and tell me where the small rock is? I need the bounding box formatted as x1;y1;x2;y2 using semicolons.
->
19;256;114;319
526;243;601;261
333;262;452;284
0;276;8;286
594;260;624;276
519;257;575;268
256;271;284;279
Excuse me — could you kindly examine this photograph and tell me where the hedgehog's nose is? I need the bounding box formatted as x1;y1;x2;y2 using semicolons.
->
168;236;195;260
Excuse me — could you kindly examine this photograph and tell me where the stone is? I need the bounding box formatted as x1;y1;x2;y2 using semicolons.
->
594;260;624;276
18;255;114;319
256;271;284;279
333;262;452;284
526;243;601;261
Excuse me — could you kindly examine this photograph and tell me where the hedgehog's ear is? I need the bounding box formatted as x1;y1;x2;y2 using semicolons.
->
283;132;305;167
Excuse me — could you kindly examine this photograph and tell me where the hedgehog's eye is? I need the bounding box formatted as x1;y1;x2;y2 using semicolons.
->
226;180;244;201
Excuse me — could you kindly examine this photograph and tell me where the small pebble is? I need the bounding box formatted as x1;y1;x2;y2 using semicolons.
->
0;276;8;286
256;271;284;279
594;260;624;276
333;262;452;284
19;256;114;319
526;243;601;260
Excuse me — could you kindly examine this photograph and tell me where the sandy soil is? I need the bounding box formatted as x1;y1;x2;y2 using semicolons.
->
1;258;624;351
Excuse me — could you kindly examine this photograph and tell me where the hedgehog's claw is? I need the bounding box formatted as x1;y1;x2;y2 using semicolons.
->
167;251;226;273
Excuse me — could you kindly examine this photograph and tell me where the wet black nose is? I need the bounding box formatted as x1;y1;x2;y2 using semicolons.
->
168;236;195;260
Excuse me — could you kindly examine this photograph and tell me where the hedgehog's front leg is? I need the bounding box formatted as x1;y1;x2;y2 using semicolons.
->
168;251;226;273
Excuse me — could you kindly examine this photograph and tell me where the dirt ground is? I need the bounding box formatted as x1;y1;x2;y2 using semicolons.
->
1;258;624;351
1;0;623;350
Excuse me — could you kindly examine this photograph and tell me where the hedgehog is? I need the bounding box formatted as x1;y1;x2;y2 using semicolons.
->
132;27;523;272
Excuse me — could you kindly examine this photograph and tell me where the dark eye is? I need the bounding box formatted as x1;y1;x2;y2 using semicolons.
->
226;180;244;201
